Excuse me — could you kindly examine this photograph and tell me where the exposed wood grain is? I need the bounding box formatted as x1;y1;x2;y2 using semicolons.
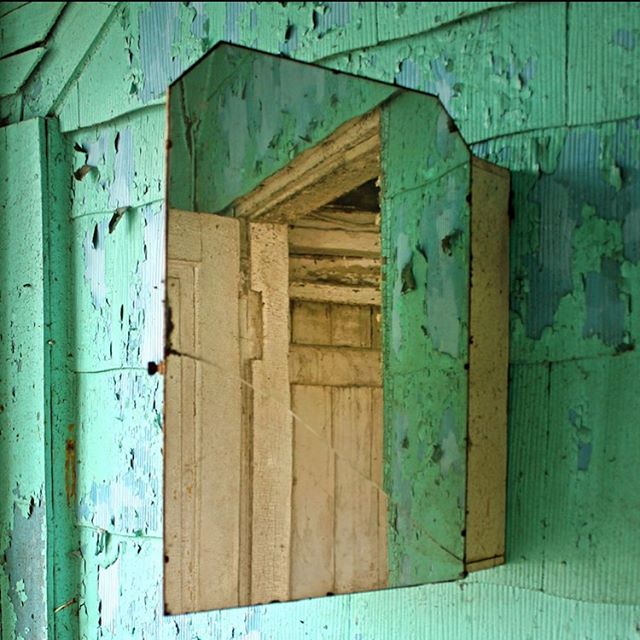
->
249;223;293;604
290;385;332;442
230;110;381;223
290;283;380;306
196;213;243;608
331;304;372;347
289;227;380;257
294;208;379;232
370;387;384;487
290;255;381;288
290;300;332;346
335;458;380;593
164;210;243;613
290;423;335;599
332;387;373;478
465;159;510;568
290;345;381;387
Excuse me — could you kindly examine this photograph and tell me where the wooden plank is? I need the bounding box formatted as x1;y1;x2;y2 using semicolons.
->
294;208;379;232
371;308;382;350
332;387;373;478
0;2;64;58
291;300;332;346
0;47;45;97
196;213;243;609
290;423;335;599
289;227;380;257
291;385;332;442
164;209;243;613
370;387;384;487
465;159;509;567
249;222;293;604
290;255;381;288
334;457;380;593
290;345;381;387
377;488;389;588
166;208;202;261
290;283;380;306
331;304;372;348
230;109;381;223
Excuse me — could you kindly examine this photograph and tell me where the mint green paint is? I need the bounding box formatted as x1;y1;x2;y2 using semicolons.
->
169;44;396;213
21;2;118;120
0;47;45;98
0;1;63;58
379;94;471;582
3;3;640;639
324;2;567;143
0;118;49;640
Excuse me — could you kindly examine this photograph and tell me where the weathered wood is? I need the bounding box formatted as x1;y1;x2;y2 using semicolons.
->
230;110;381;223
331;304;373;348
290;282;381;306
290;422;335;599
290;255;381;288
290;345;381;387
290;300;332;346
332;387;373;478
465;158;510;568
290;385;332;442
249;223;293;604
334;458;380;593
164;209;243;613
289;227;380;257
294;208;379;232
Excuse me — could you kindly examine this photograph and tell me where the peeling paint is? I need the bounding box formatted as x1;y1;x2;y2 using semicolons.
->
3;2;640;638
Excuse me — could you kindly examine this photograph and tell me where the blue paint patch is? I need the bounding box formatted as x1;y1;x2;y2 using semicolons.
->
437;407;462;476
577;441;592;472
224;1;245;43
418;170;468;357
583;257;626;347
83;219;108;309
189;2;209;40
138;3;183;102
313;2;351;36
425;55;459;111
524;130;611;337
613;28;637;51
5;500;47;640
395;58;425;90
109;127;133;209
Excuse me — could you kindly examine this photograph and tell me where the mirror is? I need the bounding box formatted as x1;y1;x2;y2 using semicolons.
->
163;43;509;613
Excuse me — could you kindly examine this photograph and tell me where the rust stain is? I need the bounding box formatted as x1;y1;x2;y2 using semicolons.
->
65;424;77;506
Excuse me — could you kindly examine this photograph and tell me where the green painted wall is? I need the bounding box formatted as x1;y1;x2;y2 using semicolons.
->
1;2;639;638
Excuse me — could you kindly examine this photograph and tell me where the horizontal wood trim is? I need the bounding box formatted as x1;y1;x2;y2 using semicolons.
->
290;345;381;387
231;109;381;223
294;208;379;232
290;283;380;306
290;255;381;288
289;227;380;257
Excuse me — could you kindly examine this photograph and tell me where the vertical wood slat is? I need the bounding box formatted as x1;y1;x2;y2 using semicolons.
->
164;209;243;613
465;159;510;567
334;458;380;593
250;222;293;603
